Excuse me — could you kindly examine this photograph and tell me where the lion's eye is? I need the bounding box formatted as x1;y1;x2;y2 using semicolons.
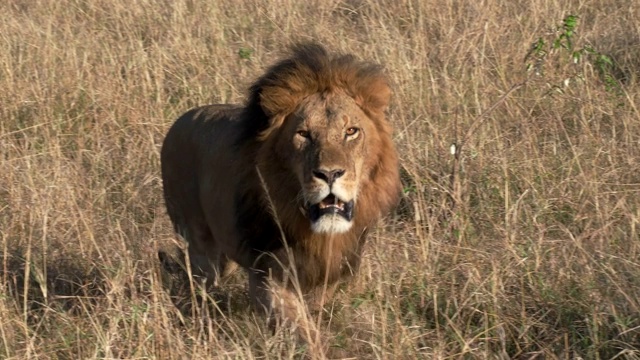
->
345;127;359;137
296;130;310;139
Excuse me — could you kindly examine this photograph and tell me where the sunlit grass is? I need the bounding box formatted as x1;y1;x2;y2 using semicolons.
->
1;0;639;358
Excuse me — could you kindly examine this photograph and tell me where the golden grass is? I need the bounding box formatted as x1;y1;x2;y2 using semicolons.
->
1;0;639;358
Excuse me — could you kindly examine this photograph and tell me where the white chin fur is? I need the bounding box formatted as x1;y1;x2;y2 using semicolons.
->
311;215;353;234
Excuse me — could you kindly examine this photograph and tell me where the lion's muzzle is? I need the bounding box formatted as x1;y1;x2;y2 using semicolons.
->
311;169;345;186
298;165;357;233
301;193;355;234
307;194;354;222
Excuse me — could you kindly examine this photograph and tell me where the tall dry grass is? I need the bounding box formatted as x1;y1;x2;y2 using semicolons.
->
1;0;639;358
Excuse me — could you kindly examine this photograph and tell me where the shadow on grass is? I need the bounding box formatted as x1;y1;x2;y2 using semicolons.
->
0;246;251;327
1;247;107;319
157;248;252;320
0;245;269;359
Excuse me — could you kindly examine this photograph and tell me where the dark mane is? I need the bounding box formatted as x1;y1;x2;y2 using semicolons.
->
243;43;391;140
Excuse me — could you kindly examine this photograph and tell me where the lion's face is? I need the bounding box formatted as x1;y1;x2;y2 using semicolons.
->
274;91;374;234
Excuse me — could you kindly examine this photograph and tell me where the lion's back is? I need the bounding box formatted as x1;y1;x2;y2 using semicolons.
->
160;104;245;233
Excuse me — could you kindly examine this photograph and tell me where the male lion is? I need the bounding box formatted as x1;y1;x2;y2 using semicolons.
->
161;43;401;328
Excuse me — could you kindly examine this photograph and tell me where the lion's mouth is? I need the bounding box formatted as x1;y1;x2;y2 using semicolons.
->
304;194;354;222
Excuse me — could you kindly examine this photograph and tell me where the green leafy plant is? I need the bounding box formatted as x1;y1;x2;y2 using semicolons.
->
525;14;621;93
238;47;253;60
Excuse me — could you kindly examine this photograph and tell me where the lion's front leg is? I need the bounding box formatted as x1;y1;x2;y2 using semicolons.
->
248;269;327;357
247;269;271;315
304;281;340;315
247;268;310;324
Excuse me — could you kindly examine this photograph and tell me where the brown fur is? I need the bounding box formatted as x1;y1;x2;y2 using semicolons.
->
160;43;401;331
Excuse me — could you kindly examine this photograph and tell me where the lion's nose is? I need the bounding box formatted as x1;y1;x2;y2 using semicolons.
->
313;168;345;185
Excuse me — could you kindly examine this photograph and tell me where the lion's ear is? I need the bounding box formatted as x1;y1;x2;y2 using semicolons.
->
256;86;299;140
259;85;298;118
354;76;391;115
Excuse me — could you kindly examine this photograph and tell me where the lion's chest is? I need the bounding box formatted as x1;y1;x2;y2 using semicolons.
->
291;232;363;289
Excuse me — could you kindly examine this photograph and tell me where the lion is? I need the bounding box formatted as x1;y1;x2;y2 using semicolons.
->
160;43;401;333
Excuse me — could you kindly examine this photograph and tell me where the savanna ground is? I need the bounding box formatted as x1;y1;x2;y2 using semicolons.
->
1;0;639;358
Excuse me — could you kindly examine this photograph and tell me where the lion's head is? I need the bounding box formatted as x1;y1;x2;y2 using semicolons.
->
247;44;401;235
